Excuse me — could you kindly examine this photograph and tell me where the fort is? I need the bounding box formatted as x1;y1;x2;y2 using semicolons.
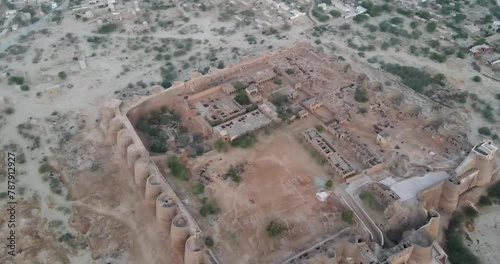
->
97;43;498;264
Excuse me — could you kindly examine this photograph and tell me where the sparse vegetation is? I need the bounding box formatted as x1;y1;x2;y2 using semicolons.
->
225;165;243;183
231;134;257;149
445;210;480;264
200;198;220;217
214;138;228;152
234;90;250;105
380;62;445;93
167;156;189;181
97;23;118;34
191;182;205;195
266;221;285;238
354;86;369;102
341;210;354;224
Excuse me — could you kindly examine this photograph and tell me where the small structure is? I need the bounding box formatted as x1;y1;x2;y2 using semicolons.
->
273;85;298;100
245;85;263;104
79;59;87;70
0;96;5;108
221;83;236;95
301;97;323;110
469;44;491;56
5;10;17;17
377;131;391;145
289;9;305;20
493;21;500;28
258;101;280;122
317;3;327;10
298;109;308;119
45;85;62;95
252;69;275;84
213;109;272;141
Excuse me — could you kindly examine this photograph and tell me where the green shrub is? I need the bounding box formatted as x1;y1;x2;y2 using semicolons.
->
234;90;250;105
315;124;325;132
205;236;214;247
496;93;500;100
426;21;437;32
478;127;491;135
445;211;481;264
325;179;333;189
354;86;369;102
353;14;369;23
462;205;478;218
225;165;243;183
200;198;220;216
192;182;205;195
231;134;257;149
472;76;481;82
167;156;189;181
341;210;354;224
329;9;341;17
8;76;25;85
20;84;30;91
58;71;67;80
97;23;117;34
478;195;492;206
214;138;228;152
266;221;284;238
39;163;54;174
273;78;282;85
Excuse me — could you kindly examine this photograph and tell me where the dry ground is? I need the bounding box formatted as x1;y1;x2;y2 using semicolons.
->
187;120;348;263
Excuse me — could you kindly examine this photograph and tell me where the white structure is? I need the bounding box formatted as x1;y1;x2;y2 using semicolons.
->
493;21;500;28
51;2;58;9
289;9;305;20
78;60;87;70
318;3;327;10
5;10;17;17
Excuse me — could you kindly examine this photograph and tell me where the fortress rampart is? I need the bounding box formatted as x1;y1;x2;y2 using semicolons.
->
98;43;351;264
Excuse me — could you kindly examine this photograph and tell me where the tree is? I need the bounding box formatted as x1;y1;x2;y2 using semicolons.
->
463;205;478;218
8;76;24;85
478;127;491;135
217;60;225;69
353;14;369;23
478;195;492;206
409;21;418;29
167;156;189;181
426;21;437;32
390;17;404;25
234;90;250;105
472;76;481;82
20;84;30;91
354;86;369;102
150;140;167;153
266;221;284;238
273;78;282;85
58;71;67;80
329;9;341;17
205;236;214;247
97;23;117;34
